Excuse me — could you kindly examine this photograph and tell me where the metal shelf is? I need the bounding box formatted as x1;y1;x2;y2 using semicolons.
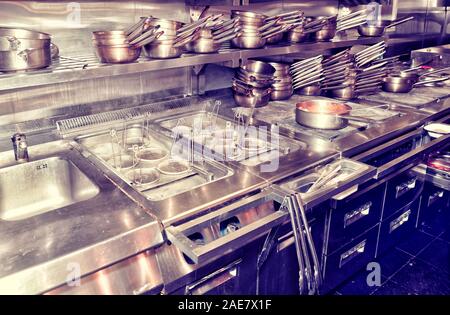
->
0;36;383;92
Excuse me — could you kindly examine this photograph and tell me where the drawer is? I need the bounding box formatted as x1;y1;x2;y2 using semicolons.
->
383;169;424;220
377;198;420;257
321;224;379;293
418;182;450;232
420;182;449;216
326;183;385;256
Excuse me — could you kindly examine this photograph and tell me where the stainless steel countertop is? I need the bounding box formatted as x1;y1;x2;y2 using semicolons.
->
1;86;449;295
0;140;163;294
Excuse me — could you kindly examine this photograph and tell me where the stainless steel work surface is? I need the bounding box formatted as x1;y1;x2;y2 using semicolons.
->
219;93;426;157
0;140;163;294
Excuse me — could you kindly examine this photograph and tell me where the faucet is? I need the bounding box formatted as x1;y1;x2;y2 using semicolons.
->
11;133;29;163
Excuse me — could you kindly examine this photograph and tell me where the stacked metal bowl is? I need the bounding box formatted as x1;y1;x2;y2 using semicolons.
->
0;27;53;72
93;17;164;63
232;60;276;107
231;10;288;49
290;55;324;96
269;62;293;100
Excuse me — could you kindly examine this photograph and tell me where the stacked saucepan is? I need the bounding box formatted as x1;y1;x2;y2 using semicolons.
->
269;62;293;100
184;16;241;53
382;66;450;93
232;60;276;107
295;99;374;130
321;42;387;100
231;10;290;49
290;55;324;96
0;27;56;72
336;8;374;33
92;18;164;63
144;17;196;59
310;15;338;42
287;17;324;43
264;10;305;45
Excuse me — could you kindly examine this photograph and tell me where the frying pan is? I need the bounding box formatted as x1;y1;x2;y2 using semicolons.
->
295;100;374;129
358;16;414;37
382;75;450;93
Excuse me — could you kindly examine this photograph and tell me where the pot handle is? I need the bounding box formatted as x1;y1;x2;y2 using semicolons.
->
0;35;21;50
420;66;450;78
17;48;37;62
385;16;414;29
258;18;280;32
213;27;238;41
414;76;450;87
232;83;252;96
214;32;240;44
261;25;289;39
173;30;200;48
265;10;303;22
50;43;60;59
133;30;164;48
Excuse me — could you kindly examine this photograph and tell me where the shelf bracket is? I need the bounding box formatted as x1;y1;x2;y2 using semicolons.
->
188;64;206;96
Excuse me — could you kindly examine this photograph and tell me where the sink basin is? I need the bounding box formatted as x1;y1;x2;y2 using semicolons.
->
0;157;100;221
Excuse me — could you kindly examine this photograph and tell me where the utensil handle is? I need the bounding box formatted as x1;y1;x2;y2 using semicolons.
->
414;76;450;86
266;10;303;21
213;27;237;40
420;66;450;78
386;16;414;29
173;30;200;47
134;31;163;48
258;18;280;32
214;32;239;44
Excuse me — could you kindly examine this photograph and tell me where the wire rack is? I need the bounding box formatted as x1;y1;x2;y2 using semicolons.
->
0;54;100;78
56;96;209;137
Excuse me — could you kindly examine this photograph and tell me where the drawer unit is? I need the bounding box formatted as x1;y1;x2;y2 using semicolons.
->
321;224;379;293
377;198;420;257
383;169;424;220
325;183;386;256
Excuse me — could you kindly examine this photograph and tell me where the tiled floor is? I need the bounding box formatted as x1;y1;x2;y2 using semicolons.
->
333;214;450;295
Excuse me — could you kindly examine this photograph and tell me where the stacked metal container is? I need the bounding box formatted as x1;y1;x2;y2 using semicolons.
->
269;62;293;100
232;60;276;107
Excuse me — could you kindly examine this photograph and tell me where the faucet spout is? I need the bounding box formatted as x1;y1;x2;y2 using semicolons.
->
11;133;29;163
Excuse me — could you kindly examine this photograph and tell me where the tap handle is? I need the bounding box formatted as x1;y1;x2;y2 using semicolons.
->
11;133;29;162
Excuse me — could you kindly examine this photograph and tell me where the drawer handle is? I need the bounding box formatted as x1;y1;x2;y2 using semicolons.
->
184;259;241;295
389;209;411;233
428;190;444;207
339;240;366;268
344;202;372;228
395;177;417;199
